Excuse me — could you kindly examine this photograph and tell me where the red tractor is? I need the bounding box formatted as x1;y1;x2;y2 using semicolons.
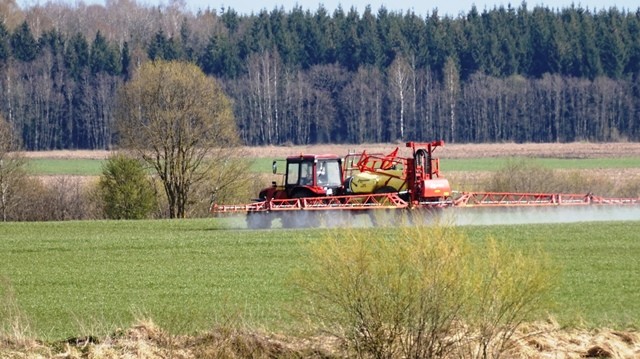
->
246;153;346;228
258;154;345;201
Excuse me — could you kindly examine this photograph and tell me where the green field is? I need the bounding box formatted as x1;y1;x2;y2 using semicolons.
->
27;159;106;175
1;218;639;340
440;156;640;172
250;156;640;173
26;156;640;176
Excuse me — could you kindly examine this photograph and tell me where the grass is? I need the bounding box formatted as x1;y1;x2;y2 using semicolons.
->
1;218;640;341
0;219;315;340
26;156;640;176
440;157;640;172
27;159;106;175
463;221;640;328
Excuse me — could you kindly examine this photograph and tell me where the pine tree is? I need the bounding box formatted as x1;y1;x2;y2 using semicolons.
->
358;6;381;67
65;32;89;80
10;21;38;62
336;8;360;71
121;41;131;80
596;9;627;79
0;21;10;63
90;31;120;75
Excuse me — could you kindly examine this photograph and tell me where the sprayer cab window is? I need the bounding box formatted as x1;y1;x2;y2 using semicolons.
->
287;163;299;185
300;162;314;185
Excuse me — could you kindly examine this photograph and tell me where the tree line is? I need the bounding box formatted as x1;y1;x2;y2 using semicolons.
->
1;0;639;149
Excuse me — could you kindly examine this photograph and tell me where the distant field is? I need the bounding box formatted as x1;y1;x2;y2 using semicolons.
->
1;218;639;340
27;158;106;175
251;156;640;173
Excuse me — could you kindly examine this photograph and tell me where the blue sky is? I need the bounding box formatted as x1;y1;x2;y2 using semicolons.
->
20;0;640;17
192;0;639;16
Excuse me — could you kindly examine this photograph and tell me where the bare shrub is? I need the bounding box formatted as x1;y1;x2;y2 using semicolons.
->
188;158;264;218
616;175;640;198
43;177;96;221
456;239;554;359
553;170;615;196
485;158;620;196
6;176;103;221
485;159;558;193
83;179;107;220
4;177;50;221
294;224;553;359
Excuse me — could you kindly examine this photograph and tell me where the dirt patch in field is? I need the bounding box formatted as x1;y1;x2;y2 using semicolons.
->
20;150;112;159
241;142;640;159
2;320;639;358
19;142;640;160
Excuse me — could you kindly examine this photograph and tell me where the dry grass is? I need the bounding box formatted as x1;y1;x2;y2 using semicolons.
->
20;142;640;160
20;150;112;160
509;320;640;359
240;142;640;159
2;320;639;358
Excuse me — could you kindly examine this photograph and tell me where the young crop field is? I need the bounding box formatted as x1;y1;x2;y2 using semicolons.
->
1;218;639;341
27;158;106;175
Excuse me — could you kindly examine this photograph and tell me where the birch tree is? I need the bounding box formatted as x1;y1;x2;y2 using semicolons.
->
388;55;411;140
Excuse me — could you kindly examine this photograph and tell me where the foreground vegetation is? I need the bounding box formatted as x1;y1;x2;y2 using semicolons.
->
1;218;639;342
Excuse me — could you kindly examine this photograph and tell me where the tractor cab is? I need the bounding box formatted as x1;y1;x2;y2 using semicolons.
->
283;154;343;198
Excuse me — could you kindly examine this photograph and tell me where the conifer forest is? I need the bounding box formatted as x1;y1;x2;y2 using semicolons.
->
1;0;639;149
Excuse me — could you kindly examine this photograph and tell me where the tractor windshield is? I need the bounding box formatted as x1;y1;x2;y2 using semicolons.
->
317;160;342;187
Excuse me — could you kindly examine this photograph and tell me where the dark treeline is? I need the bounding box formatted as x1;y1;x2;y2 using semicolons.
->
1;0;639;149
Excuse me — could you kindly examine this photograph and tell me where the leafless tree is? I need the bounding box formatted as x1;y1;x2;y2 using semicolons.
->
116;60;241;218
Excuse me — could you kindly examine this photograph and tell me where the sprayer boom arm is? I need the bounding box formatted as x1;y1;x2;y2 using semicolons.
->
452;192;640;207
211;191;640;214
211;193;411;213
